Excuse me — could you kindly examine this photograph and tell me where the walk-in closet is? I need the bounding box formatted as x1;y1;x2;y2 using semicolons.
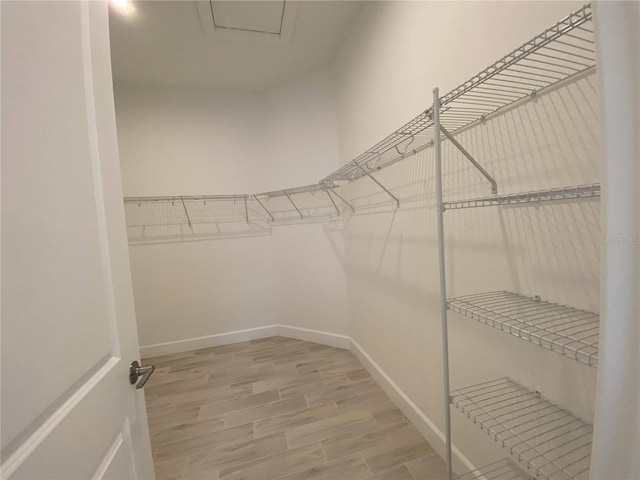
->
2;1;638;480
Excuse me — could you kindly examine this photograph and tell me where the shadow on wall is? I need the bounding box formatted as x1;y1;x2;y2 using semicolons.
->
343;74;600;312
340;74;601;454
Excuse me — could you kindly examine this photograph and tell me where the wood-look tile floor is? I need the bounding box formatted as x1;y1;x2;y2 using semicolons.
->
143;336;447;480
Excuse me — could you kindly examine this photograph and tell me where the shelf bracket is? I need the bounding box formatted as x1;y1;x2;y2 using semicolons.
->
323;186;341;217
180;196;192;228
439;124;498;195
244;195;249;224
284;191;304;219
253;195;274;222
328;187;355;213
357;166;400;208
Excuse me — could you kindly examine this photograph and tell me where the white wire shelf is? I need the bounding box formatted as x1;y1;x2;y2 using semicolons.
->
124;183;351;229
456;459;532;480
322;4;594;184
451;378;592;480
124;195;250;227
448;292;599;368
123;4;595;228
443;184;600;211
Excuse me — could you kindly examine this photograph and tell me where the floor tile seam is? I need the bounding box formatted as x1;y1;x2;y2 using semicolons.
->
361;452;373;477
224;400;310;429
318;418;415;463
213;441;319;480
179;433;290;475
153;421;255;451
284;415;378;451
197;390;281;419
177;457;188;479
405;460;420;480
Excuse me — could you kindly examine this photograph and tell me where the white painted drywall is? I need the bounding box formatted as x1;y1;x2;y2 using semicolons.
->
114;67;348;348
334;1;601;472
114;1;610;472
591;2;640;478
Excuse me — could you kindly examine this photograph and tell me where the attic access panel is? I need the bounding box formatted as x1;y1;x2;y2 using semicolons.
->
196;0;299;44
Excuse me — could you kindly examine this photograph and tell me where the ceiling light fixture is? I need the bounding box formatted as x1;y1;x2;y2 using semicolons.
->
110;0;135;16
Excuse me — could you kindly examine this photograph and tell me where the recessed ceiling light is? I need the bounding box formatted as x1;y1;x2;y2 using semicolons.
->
110;0;135;16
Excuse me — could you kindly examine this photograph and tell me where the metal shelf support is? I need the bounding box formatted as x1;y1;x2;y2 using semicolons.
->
440;124;498;195
328;187;355;213
284;191;304;219
180;196;192;228
357;165;400;208
253;194;275;222
323;186;340;216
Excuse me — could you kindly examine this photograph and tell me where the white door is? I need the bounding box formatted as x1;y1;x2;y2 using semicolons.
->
1;1;155;479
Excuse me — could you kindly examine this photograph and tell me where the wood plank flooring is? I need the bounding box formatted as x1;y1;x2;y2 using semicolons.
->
143;336;447;480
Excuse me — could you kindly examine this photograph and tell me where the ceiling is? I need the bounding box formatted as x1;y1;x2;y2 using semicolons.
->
109;1;363;92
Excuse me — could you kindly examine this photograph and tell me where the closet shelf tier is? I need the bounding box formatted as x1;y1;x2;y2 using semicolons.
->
322;3;594;184
123;182;347;228
448;291;599;367
451;378;592;480
455;458;531;480
443;184;600;210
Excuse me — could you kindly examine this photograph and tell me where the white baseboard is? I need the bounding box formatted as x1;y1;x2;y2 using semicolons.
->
276;325;350;349
350;338;476;474
139;324;349;358
140;325;279;358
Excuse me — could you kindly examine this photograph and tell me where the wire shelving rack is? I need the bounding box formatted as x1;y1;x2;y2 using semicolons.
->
124;5;595;233
448;292;599;367
322;4;595;187
124;195;251;227
427;4;598;479
443;184;600;211
451;378;592;480
123;183;352;231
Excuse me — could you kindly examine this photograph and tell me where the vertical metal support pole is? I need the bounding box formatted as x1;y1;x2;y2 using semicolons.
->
180;196;192;228
323;187;341;216
244;195;249;224
434;88;453;480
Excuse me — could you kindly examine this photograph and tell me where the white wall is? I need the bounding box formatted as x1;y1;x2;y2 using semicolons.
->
591;2;640;477
115;1;605;472
334;1;600;472
114;67;348;350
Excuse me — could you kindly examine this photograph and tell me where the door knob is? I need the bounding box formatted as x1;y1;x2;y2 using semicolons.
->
129;361;155;389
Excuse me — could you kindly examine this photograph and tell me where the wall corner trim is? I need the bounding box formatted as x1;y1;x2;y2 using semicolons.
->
275;325;350;349
139;325;280;358
138;324;349;358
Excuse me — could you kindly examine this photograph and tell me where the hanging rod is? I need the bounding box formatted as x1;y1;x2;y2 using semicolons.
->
444;183;600;210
